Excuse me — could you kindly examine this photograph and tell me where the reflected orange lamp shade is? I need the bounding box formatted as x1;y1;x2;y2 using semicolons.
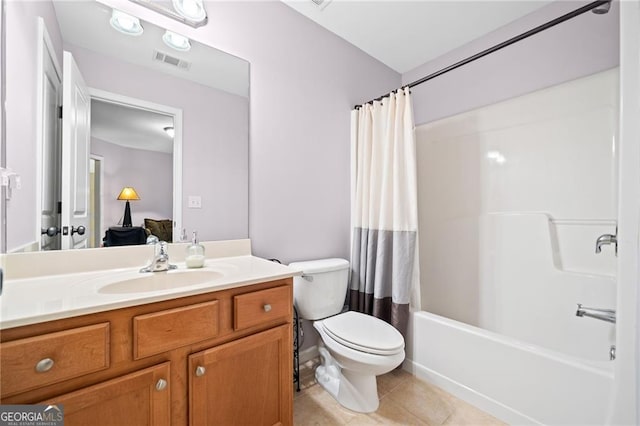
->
117;187;140;227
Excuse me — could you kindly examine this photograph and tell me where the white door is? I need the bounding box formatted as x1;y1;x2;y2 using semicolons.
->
61;51;91;250
39;30;62;251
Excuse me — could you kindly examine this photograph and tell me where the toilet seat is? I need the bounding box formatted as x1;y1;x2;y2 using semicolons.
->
319;311;404;356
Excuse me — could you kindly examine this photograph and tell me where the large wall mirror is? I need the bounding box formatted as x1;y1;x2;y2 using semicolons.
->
2;0;249;252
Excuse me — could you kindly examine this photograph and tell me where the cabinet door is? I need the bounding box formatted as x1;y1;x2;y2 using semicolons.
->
189;324;292;426
41;363;170;426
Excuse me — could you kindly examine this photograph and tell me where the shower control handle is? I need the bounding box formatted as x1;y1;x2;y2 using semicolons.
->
595;228;617;255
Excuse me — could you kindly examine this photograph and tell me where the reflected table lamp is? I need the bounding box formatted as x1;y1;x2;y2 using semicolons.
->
117;187;140;227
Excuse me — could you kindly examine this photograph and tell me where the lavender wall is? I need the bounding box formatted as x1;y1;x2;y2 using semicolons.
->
403;0;619;126
232;3;401;262
5;1;62;250
100;0;401;263
91;138;173;239
205;2;400;262
64;44;249;243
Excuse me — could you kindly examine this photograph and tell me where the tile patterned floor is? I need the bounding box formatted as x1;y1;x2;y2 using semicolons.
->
294;359;506;425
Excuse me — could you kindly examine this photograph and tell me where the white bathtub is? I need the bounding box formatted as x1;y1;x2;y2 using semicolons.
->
404;310;614;425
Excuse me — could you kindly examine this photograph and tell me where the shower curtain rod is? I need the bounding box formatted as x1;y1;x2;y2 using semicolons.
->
354;0;611;109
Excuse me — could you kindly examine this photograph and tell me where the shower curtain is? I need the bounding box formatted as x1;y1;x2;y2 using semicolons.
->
349;87;420;338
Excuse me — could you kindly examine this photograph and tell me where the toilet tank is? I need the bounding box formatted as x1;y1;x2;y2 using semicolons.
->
289;258;350;320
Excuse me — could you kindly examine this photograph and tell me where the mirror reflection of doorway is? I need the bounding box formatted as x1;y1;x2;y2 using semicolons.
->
38;19;63;251
89;156;103;248
89;94;177;244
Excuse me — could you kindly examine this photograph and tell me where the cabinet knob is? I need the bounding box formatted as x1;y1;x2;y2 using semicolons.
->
195;366;206;377
35;358;54;373
155;379;168;391
263;304;272;313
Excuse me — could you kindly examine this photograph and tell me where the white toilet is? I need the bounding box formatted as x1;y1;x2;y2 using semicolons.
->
291;258;405;413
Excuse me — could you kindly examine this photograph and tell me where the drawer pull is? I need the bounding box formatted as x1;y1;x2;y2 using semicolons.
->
155;379;168;391
195;366;206;377
35;358;54;373
263;304;272;313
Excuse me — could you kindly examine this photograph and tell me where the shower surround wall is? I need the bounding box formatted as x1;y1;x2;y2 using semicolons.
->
402;1;620;422
419;67;617;352
410;67;618;425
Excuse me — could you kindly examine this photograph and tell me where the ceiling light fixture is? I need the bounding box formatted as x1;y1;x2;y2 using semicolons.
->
172;0;207;23
129;0;208;28
162;31;191;52
110;10;144;36
164;126;175;138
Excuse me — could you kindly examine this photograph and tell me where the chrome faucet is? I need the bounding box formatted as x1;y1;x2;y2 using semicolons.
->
595;228;617;255
140;239;177;273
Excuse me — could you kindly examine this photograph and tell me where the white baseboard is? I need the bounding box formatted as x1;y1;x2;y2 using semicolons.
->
299;345;319;364
403;358;539;425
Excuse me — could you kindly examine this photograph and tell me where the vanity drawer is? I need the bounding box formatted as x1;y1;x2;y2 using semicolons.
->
0;323;110;397
234;285;291;331
133;300;219;359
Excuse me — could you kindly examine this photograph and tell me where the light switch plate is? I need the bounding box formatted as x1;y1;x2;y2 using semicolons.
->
188;196;202;208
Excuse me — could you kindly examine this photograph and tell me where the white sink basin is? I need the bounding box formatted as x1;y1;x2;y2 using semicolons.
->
98;269;223;294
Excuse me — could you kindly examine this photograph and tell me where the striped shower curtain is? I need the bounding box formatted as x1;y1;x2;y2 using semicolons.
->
349;87;420;338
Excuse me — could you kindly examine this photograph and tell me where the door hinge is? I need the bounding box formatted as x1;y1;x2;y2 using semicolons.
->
58;106;63;119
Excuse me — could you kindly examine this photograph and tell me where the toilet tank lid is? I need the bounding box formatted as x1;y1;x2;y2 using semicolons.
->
288;258;349;274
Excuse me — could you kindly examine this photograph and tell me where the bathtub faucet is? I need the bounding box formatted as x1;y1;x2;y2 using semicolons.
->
576;304;616;324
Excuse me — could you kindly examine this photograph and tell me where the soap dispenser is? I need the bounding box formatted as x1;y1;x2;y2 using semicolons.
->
185;231;205;268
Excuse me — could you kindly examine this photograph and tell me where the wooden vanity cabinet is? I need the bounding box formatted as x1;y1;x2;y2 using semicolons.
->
0;278;293;426
41;362;171;426
0;322;111;396
189;325;291;426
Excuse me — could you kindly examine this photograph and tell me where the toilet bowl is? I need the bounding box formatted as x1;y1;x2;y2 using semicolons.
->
313;311;405;412
290;259;405;413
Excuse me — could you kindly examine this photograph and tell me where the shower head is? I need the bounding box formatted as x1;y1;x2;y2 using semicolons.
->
591;0;611;14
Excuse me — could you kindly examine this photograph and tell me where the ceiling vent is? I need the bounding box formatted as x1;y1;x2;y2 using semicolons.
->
310;0;333;11
153;50;191;70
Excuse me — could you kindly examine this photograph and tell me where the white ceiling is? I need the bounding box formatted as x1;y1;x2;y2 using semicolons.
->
281;0;553;74
91;100;174;153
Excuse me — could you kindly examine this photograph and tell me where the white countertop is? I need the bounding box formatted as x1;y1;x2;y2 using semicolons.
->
0;255;301;330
